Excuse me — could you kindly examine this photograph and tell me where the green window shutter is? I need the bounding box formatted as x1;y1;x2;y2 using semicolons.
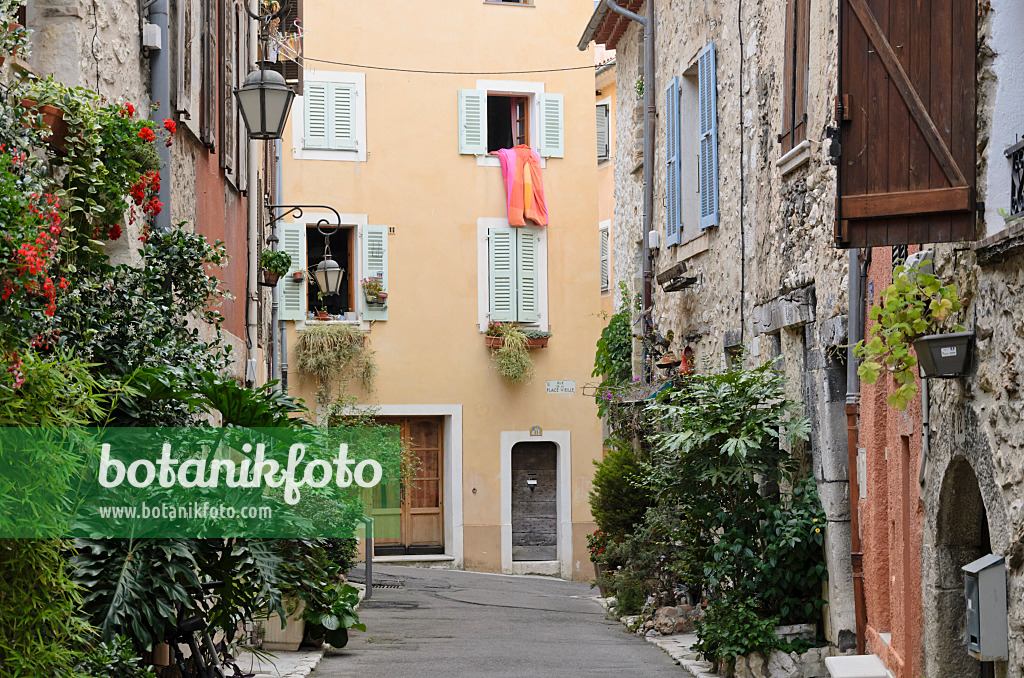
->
361;225;388;321
596;104;610;162
329;83;358;150
277;223;307;321
303;81;329;149
599;223;610;292
488;227;517;322
516;229;541;323
538;93;564;158
698;42;721;229
458;89;487;155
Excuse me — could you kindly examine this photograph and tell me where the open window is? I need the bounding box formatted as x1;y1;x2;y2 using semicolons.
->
488;95;529;152
277;222;389;322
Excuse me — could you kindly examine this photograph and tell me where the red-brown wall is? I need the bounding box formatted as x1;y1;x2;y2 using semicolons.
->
858;246;925;678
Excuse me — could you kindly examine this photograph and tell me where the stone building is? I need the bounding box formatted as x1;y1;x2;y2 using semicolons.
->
579;0;856;655
583;0;1024;676
19;0;285;383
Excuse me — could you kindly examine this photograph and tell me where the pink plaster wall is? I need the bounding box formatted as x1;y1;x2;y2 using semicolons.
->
858;246;925;678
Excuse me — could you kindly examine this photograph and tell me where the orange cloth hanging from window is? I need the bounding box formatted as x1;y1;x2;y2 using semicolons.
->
507;145;548;227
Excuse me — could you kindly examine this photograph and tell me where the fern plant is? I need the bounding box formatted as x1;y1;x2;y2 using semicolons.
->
491;323;533;384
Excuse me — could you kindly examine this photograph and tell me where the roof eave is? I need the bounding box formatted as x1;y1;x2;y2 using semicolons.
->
578;1;609;51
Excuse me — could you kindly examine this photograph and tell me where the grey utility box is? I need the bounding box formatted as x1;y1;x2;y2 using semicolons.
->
963;553;1008;661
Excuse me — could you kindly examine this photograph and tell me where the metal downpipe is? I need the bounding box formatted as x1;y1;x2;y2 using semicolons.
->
148;0;172;234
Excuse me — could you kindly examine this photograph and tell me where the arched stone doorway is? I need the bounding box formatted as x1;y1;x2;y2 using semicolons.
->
924;457;994;678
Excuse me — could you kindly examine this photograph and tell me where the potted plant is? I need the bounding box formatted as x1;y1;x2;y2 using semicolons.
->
485;321;551;349
0;21;26;68
20;98;69;154
856;258;972;410
587;529;611;597
302;583;365;649
259;249;292;286
491;323;533;384
361;276;384;305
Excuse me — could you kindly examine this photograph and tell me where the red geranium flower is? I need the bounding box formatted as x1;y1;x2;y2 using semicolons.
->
138;127;156;142
163;118;177;135
108;224;122;240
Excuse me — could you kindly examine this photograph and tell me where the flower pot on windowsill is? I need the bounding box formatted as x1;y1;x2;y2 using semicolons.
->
376;292;388;304
315;310;331;321
259;270;281;286
20;99;70;154
485;335;549;349
913;331;974;378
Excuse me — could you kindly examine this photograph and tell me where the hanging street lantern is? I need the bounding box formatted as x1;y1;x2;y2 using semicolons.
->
310;220;345;296
235;63;295;140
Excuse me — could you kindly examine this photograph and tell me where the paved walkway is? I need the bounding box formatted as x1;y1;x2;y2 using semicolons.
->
315;565;683;677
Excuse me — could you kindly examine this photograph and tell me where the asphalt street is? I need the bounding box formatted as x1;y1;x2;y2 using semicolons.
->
317;565;682;677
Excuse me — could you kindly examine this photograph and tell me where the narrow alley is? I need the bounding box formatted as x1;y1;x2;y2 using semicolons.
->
319;565;682;677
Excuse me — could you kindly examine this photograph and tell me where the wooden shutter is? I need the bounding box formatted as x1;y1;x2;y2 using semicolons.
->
698;43;720;229
600;223;610;292
200;0;217;148
488;227;516;322
278;223;306;321
666;77;681;246
220;0;236;180
538;93;564;158
329;83;358;150
459;89;487;155
362;225;388;321
235;5;249;192
303;82;329;149
176;0;201;137
597;104;610;162
516;229;541;323
780;0;810;154
837;0;976;247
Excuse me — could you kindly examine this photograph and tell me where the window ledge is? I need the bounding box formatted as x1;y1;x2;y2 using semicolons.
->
974;219;1024;266
482;1;534;6
478;154;546;169
676;232;710;261
776;139;813;177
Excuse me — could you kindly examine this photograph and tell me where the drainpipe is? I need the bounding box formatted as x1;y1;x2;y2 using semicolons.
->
275;138;288;391
246;15;259;382
604;0;654;381
149;0;172;234
846;247;868;654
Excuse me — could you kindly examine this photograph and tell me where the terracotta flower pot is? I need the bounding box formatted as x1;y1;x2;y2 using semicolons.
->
376;292;388;303
485;335;549;349
315;310;331;321
261;270;281;286
20;99;70;153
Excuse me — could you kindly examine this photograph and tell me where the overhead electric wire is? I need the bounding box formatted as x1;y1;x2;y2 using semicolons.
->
297;55;597;75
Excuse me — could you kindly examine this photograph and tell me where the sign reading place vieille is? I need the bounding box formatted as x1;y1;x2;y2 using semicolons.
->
546;380;576;394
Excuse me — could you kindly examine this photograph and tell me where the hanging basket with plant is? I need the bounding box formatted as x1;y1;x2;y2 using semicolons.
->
490;323;534;384
855;257;972;410
259;249;292;287
294;324;377;406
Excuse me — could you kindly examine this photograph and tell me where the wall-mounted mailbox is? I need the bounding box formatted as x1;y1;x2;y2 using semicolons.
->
963;553;1008;661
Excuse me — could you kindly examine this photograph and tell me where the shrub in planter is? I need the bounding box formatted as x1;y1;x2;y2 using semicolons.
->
855;258;968;410
260;249;292;286
589;443;654;539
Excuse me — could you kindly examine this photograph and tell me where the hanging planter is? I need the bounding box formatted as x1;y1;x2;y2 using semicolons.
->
259;249;292;288
261;270;281;286
20;98;70;153
913;331;974;378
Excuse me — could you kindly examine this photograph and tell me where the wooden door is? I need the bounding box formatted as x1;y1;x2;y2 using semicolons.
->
837;0;976;247
372;417;444;556
511;442;557;561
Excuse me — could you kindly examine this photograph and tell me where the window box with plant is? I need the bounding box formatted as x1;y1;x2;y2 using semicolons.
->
856;257;972;410
484;320;550;349
259;249;292;287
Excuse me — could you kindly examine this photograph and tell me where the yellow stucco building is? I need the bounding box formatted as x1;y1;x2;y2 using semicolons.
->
278;0;605;581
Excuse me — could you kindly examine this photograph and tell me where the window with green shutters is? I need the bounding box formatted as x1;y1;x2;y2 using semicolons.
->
277;223;307;321
459;88;564;158
304;81;358;151
487;227;542;323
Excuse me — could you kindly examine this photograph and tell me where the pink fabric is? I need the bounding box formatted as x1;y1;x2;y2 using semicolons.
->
493;148;517;213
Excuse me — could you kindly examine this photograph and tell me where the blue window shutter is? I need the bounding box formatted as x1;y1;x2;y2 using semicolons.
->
278;223;307;321
488;227;517;322
458;89;487;155
303;82;329;149
698;42;720;229
665;77;681;246
516;229;541;323
361;225;388;321
538;93;564;158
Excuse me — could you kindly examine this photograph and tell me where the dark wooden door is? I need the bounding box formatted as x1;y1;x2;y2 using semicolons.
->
512;442;557;561
837;0;976;247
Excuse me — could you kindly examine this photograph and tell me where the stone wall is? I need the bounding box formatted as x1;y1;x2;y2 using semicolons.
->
605;0;855;650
